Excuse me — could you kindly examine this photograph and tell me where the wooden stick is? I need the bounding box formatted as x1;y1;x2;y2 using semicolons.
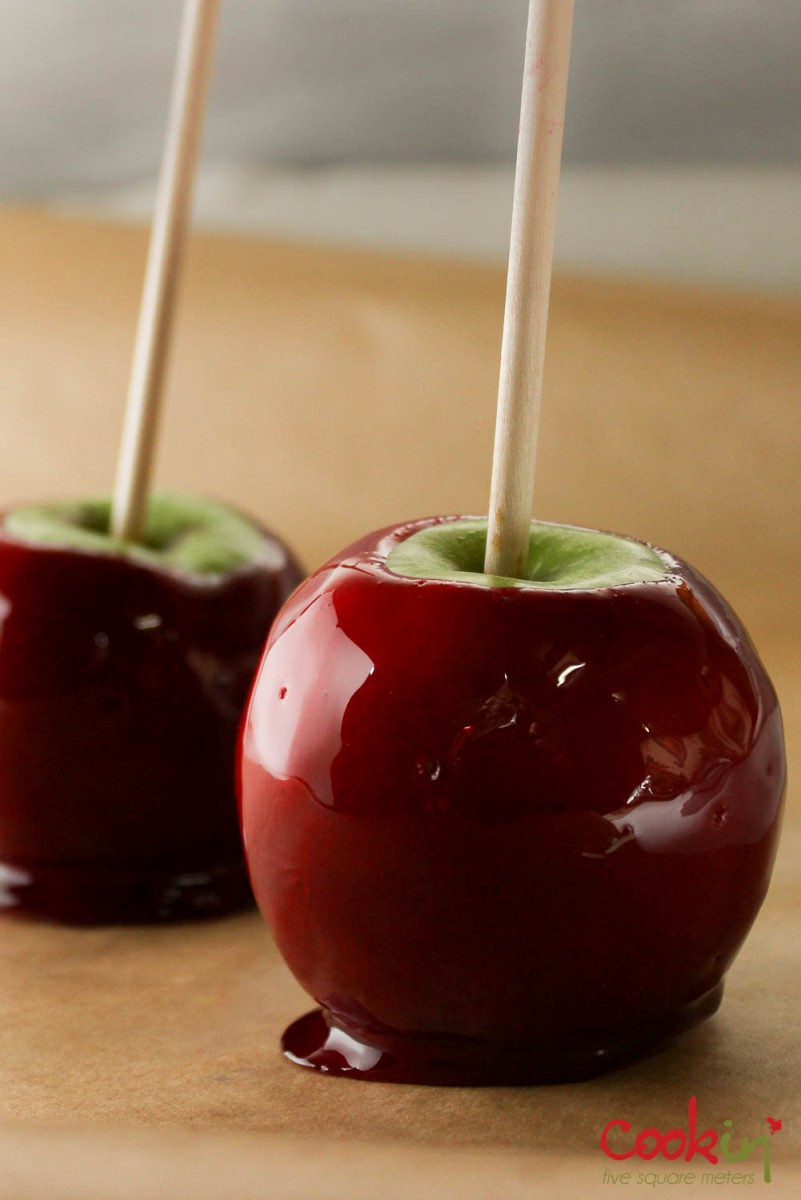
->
111;0;220;542
484;0;575;578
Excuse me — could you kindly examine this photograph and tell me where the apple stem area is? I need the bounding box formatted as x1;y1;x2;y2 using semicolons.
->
484;0;575;581
111;0;220;545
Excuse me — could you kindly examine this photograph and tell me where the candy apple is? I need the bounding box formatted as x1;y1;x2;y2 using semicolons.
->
0;493;302;923
239;516;785;1085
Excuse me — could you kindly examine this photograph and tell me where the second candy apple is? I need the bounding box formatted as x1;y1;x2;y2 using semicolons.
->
0;493;302;924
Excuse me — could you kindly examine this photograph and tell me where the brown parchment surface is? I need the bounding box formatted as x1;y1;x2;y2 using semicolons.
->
0;210;798;1199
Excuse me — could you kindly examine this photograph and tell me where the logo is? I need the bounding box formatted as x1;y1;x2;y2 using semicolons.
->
600;1096;781;1186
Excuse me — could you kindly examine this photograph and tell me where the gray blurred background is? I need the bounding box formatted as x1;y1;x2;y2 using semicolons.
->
1;0;799;287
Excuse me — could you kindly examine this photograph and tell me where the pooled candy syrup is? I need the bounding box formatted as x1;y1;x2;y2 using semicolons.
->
281;986;725;1086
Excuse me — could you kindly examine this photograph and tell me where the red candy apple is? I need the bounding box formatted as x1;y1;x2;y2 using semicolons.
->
239;516;785;1084
0;493;302;923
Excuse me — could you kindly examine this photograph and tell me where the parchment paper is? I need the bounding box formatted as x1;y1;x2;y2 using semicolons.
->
0;210;798;1199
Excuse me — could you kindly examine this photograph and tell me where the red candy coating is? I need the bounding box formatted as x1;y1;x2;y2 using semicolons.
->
240;517;785;1084
0;521;302;923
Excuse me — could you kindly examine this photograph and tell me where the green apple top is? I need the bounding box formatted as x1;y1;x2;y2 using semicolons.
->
385;519;669;590
3;494;278;578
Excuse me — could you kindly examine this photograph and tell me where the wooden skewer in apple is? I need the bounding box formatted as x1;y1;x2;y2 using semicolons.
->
111;0;221;543
484;0;575;579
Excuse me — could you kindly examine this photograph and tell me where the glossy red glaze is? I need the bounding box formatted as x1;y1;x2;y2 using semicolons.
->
240;517;786;1084
0;520;302;923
